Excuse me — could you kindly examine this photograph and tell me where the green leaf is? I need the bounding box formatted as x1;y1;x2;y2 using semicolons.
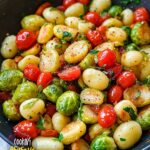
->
120;138;126;141
83;5;88;13
79;14;84;19
36;116;45;130
58;133;64;141
143;76;150;85
123;107;137;120
90;49;99;55
63;31;72;38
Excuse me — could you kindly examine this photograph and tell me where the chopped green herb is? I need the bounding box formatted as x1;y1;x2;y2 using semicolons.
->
79;14;84;19
58;133;64;141
55;44;62;49
90;49;99;54
23;99;38;110
61;39;67;44
134;91;141;99
120;138;126;141
36;116;45;130
143;76;150;85
121;0;141;5
52;138;59;141
63;31;72;39
123;107;137;120
83;5;88;12
100;10;108;17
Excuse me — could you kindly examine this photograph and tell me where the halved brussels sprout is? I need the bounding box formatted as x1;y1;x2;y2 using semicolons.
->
3;100;21;121
43;84;63;103
108;5;123;17
56;91;80;116
0;69;23;91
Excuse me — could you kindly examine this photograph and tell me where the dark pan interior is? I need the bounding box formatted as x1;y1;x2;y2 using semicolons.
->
0;0;150;149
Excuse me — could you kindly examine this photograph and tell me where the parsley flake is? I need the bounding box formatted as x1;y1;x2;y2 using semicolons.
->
90;49;99;54
134;91;141;99
63;31;72;39
120;138;126;141
123;107;137;120
58;133;64;141
36;116;45;130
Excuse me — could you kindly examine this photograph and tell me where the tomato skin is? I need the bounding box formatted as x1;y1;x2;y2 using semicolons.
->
106;63;122;79
24;64;40;82
97;49;116;69
40;129;58;137
35;2;51;16
117;71;136;89
77;0;90;5
57;5;66;11
63;0;77;8
37;72;53;88
46;104;56;117
58;66;81;81
86;30;103;47
108;85;123;104
84;12;102;26
98;105;117;128
0;92;11;102
67;84;76;92
16;30;37;50
14;56;23;63
13;120;39;139
134;7;149;23
89;104;101;114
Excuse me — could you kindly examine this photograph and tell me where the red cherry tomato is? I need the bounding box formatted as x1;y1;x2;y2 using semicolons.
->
134;7;150;23
58;66;81;81
13;120;39;139
24;64;40;82
84;12;102;26
89;104;101;114
77;0;90;5
67;84;77;91
57;5;66;11
16;30;37;50
108;85;123;104
40;129;58;137
98;105;117;128
101;13;110;23
97;49;116;69
84;133;91;142
63;0;76;8
106;63;122;79
37;72;53;88
96;25;108;34
117;71;136;89
46;104;56;117
86;30;103;47
0;92;11;102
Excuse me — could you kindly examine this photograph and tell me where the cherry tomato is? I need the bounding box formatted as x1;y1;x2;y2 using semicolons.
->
106;63;122;79
86;30;103;47
84;12;102;26
117;71;136;89
37;72;53;88
98;105;116;128
101;13;110;23
24;64;40;82
84;133;91;142
40;129;58;137
97;49;116;69
108;85;123;104
67;84;76;91
14;56;23;63
13;120;39;139
63;0;76;8
134;7;149;23
96;25;108;34
58;66;81;81
35;2;51;16
89;104;101;114
0;92;11;102
46;104;56;117
57;5;66;11
16;30;37;50
77;0;90;5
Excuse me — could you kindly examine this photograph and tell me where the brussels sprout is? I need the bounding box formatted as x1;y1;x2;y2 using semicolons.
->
126;43;140;51
108;5;123;17
121;26;131;36
136;105;150;130
56;91;80;116
12;81;38;104
131;22;150;45
90;135;117;150
3;100;21;121
79;105;98;124
0;69;23;91
21;15;45;31
1;59;17;71
43;84;63;103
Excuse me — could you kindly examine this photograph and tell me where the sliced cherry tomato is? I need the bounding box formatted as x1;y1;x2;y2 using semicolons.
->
57;5;66;11
0;92;11;102
24;64;40;82
108;85;123;104
117;71;136;89
96;25;108;34
78;0;90;5
40;129;58;137
89;104;101;114
13;120;39;139
63;0;77;8
134;7;150;23
86;30;103;47
46;104;56;117
16;29;37;50
35;2;51;16
67;84;76;91
106;63;122;79
98;105;116;128
37;72;53;88
14;56;23;63
58;66;81;81
84;12;102;26
97;49;116;69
